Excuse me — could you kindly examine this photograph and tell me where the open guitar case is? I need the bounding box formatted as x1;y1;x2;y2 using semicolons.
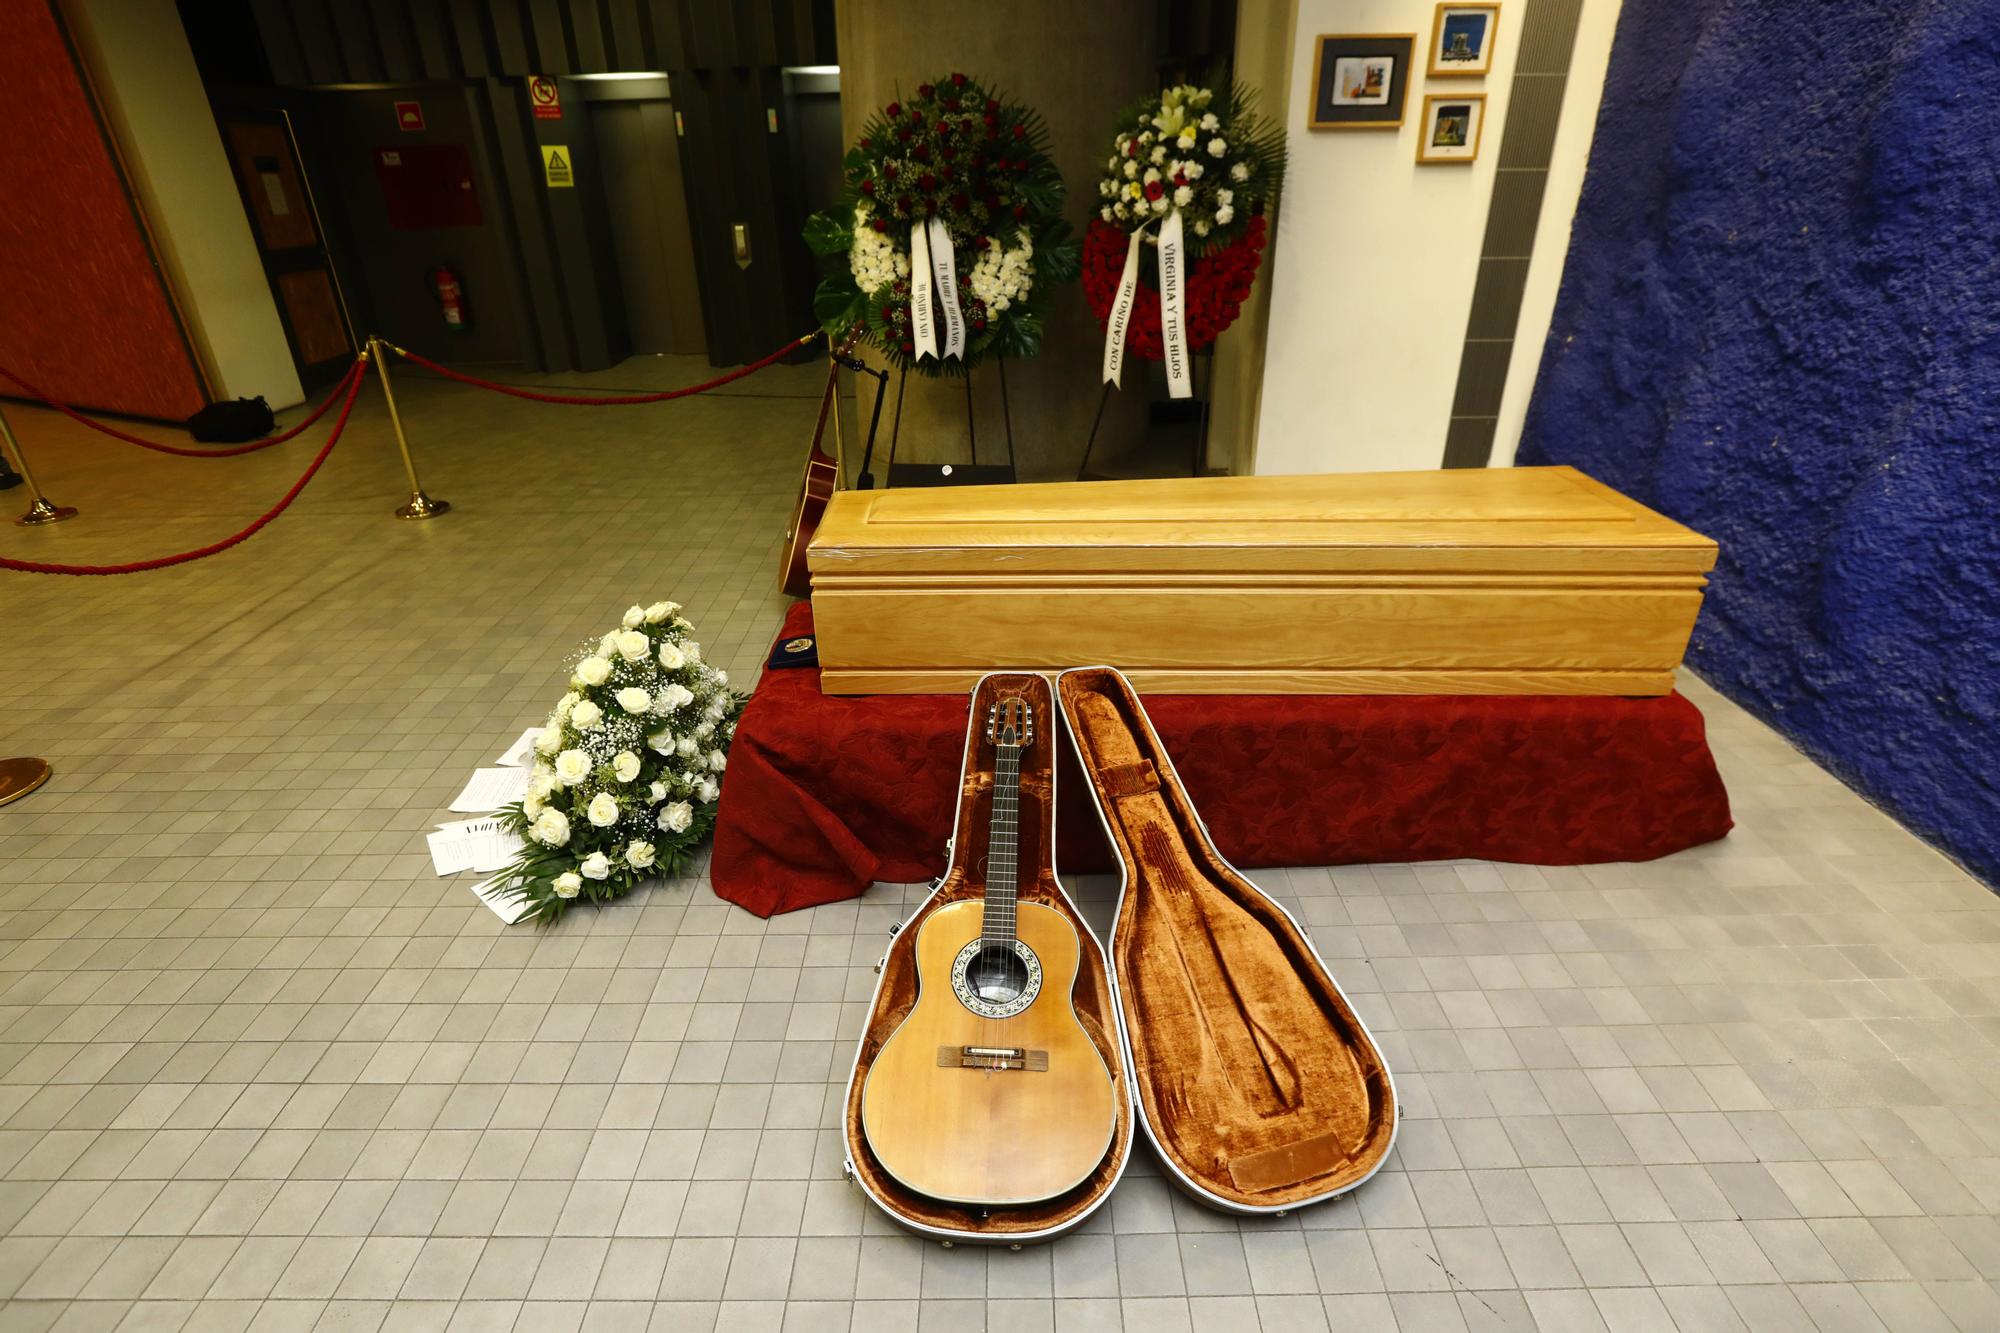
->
842;668;1398;1242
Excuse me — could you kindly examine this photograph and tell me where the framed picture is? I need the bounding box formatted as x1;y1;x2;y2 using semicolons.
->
1308;34;1417;130
1416;93;1486;164
1428;3;1501;78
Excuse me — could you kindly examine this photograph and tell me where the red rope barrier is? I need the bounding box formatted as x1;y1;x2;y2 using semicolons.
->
0;356;367;457
0;361;367;577
392;332;818;404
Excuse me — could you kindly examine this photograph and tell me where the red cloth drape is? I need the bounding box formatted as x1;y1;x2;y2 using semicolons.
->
711;604;1733;916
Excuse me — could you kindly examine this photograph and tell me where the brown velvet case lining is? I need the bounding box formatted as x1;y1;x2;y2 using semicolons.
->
1058;667;1396;1210
843;674;1134;1239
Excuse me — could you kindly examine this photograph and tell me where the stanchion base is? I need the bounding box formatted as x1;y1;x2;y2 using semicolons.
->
17;499;78;526
396;492;451;520
0;757;51;808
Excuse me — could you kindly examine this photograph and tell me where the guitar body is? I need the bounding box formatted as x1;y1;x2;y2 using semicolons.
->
779;446;837;597
861;899;1117;1205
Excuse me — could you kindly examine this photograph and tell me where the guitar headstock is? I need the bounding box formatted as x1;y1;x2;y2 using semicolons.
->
984;696;1034;750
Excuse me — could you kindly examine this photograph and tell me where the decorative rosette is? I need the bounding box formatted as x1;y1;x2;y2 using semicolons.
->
804;72;1078;377
491;601;743;924
1086;84;1284;387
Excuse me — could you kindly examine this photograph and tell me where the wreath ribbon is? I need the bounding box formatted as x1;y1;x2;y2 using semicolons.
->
1158;209;1191;399
1100;220;1151;388
909;218;967;363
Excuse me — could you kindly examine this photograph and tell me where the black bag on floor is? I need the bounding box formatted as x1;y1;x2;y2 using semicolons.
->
185;396;275;443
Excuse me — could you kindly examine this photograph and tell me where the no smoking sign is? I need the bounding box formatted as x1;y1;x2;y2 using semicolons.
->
528;76;562;121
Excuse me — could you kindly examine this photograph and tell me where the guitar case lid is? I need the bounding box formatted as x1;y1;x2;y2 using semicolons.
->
1057;666;1399;1213
840;672;1134;1243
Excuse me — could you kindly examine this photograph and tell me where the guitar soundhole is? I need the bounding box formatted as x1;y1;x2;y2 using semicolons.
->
949;937;1042;1019
968;944;1029;1004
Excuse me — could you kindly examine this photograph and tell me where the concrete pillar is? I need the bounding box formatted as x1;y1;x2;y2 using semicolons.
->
834;0;1158;480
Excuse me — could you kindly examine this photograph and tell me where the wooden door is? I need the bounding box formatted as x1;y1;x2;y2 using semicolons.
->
220;110;355;388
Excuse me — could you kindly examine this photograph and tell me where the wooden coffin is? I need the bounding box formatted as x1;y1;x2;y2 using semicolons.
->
806;465;1717;695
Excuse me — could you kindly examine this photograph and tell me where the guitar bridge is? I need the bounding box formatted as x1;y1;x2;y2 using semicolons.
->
937;1045;1049;1071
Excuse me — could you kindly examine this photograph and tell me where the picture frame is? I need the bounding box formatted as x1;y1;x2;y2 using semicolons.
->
1307;33;1417;130
1416;93;1487;164
1428;3;1501;78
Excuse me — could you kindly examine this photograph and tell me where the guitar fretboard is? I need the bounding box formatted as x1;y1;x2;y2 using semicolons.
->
981;742;1020;945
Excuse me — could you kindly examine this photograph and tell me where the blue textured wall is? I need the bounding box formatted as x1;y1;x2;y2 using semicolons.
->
1518;0;2000;883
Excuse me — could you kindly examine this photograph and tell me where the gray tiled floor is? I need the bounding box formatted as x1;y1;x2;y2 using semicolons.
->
2;356;1997;1332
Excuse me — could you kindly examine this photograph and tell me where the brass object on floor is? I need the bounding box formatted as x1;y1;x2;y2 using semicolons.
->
0;402;77;527
0;757;51;807
366;337;451;520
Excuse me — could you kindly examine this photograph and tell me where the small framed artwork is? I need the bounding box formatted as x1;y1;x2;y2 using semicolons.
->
1428;3;1501;78
1416;93;1486;164
1307;33;1417;130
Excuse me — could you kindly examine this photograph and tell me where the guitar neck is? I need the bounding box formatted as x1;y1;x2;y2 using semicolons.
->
982;741;1020;945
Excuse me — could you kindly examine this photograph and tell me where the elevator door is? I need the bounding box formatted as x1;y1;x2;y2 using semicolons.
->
597;100;706;357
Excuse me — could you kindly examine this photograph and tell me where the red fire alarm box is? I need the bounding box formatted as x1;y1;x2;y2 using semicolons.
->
374;145;484;230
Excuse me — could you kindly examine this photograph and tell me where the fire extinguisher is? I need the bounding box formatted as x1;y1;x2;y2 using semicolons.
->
429;264;469;333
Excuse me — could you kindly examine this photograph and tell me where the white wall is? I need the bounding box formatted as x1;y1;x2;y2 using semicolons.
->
1491;0;1622;465
63;0;304;409
1255;0;1517;474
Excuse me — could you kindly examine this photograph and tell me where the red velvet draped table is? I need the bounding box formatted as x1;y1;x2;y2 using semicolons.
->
711;604;1733;917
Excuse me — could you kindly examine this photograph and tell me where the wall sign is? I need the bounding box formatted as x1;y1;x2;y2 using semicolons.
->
528;76;562;121
394;100;425;132
540;145;573;188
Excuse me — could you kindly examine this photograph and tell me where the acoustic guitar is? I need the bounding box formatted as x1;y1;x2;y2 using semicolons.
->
860;696;1119;1205
776;347;842;598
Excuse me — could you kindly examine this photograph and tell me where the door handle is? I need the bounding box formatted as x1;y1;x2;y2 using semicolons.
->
732;223;752;270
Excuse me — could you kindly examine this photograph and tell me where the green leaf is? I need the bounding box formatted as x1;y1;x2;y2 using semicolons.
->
803;209;853;257
814;278;866;334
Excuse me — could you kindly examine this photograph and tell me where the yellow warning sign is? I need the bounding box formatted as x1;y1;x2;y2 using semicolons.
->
540;145;573;188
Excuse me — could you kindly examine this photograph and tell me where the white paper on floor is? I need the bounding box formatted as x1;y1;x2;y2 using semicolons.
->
448;766;529;813
495;726;544;768
427;816;525;876
468;871;534;925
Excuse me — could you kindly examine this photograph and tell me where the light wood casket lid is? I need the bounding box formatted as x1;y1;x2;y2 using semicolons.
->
807;467;1717;577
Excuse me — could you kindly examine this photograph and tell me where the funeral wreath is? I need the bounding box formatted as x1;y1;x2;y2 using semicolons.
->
804;71;1078;375
491;602;741;923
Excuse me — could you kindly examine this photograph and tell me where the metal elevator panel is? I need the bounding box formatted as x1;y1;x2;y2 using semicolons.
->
596;99;707;358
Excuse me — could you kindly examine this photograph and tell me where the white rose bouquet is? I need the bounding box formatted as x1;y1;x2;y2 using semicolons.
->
492;601;742;923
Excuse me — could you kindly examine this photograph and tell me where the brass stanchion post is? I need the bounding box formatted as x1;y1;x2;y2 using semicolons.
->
365;336;450;520
0;400;77;527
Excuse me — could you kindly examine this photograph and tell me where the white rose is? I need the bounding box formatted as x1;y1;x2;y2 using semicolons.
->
1186;162;1204;180
1230;161;1249;182
1216;188;1234;206
615;687;652;715
587;792;620;827
1208;137;1227;157
531;808;570;847
534;725;562;756
612;751;641;783
714;670;728;686
1194;220;1211;237
696;777;719;804
528;768;556;801
614;630;650;662
1200;112;1220;131
580;851;612;880
598;632;618;655
695;721;715;741
657;683;693;713
577;656;612;686
1177;129;1197;150
708;750;727;772
554;749;591;786
1215;204;1234;226
553;871;582;899
625;841;656;869
622;605;646;628
647;731;673;755
677;736;698;759
657;642;685;670
706;696;726;719
684;642;700;662
1173;185;1193;207
522;791;544;819
1153;196;1170;214
1100;205;1114;221
649;781;667;802
658;801;694;834
570;699;602;730
1123;159;1138;179
644;601;676;624
555;691;581;720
